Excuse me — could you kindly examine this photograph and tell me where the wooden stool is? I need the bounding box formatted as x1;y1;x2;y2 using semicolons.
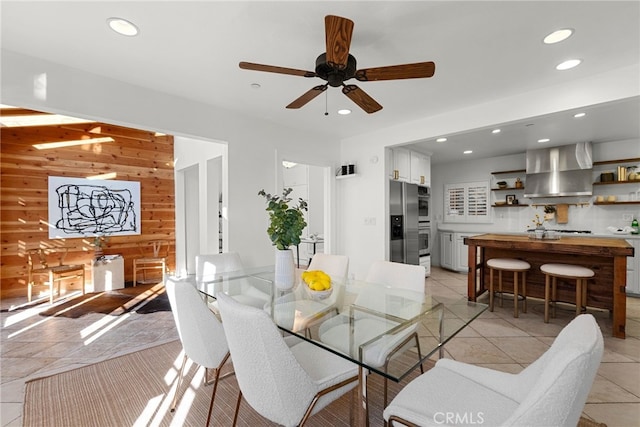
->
487;258;530;318
541;263;595;323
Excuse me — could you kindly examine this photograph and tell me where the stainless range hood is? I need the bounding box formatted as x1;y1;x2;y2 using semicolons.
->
524;142;593;198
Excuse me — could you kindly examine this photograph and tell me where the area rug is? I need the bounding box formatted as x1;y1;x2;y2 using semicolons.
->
24;340;423;426
23;340;606;427
38;283;170;318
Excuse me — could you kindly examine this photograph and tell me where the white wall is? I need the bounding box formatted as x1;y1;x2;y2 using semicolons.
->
2;50;342;269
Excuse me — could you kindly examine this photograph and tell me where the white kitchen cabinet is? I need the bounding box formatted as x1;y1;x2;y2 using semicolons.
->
627;239;640;296
440;232;454;270
410;152;431;186
455;233;475;272
389;148;411;182
441;231;478;272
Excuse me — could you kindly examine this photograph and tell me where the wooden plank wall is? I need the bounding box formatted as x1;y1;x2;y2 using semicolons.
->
1;108;175;298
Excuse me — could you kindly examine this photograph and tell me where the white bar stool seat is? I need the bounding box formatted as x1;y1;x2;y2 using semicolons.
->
541;263;594;323
487;258;530;317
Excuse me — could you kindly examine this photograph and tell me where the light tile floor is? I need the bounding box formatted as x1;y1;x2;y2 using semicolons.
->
1;268;639;426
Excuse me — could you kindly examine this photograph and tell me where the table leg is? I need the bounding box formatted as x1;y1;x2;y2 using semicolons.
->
467;244;478;301
358;366;369;427
612;256;626;338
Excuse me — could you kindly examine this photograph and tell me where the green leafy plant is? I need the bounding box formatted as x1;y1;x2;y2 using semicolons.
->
258;188;308;250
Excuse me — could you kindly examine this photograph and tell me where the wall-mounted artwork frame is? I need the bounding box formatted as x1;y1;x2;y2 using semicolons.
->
48;176;141;239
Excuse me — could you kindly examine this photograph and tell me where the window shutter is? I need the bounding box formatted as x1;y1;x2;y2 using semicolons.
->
444;184;466;222
444;181;490;223
467;183;489;219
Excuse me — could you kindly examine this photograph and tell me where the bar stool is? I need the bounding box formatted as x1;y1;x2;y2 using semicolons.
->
541;263;594;323
487;258;530;318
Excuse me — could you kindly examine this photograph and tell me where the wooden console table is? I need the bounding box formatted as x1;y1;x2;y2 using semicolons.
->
464;233;634;338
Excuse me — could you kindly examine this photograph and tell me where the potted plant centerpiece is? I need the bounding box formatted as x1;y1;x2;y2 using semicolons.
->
258;188;308;289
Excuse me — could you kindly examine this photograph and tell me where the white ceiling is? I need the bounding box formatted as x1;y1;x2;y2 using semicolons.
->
2;1;639;164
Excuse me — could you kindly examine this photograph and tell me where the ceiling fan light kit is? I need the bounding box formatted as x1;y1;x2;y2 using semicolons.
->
239;15;436;114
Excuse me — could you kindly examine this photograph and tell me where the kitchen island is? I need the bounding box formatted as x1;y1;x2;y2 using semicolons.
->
464;233;634;338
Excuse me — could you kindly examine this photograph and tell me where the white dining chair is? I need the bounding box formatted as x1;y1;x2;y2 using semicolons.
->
319;260;426;408
195;252;270;309
165;277;232;426
270;253;349;337
384;314;604;427
216;292;359;427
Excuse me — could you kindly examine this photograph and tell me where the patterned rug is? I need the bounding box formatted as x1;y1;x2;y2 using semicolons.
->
38;283;169;318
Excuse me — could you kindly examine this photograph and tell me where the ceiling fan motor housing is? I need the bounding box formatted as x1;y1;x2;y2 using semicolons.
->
315;53;357;87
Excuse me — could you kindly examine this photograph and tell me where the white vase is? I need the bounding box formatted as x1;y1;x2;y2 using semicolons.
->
274;248;295;290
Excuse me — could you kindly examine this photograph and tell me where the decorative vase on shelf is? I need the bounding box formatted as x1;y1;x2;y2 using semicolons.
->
274;248;295;290
94;246;104;260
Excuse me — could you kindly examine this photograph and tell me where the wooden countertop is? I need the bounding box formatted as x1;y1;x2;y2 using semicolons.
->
465;233;634;257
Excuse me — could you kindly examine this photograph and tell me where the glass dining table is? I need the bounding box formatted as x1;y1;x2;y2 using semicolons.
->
195;265;488;426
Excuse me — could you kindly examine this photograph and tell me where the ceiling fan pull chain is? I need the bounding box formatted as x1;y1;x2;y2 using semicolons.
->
325;90;329;116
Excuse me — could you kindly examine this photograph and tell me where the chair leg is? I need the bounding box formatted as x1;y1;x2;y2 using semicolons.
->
49;270;54;304
170;354;188;412
522;271;527;313
513;271;519;318
552;277;558;318
205;367;222;427
544;274;550;323
498;270;503;307
232;391;242;427
575;279;582;316
489;268;494;311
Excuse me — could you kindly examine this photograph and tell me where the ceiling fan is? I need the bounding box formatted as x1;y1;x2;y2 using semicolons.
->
239;15;436;114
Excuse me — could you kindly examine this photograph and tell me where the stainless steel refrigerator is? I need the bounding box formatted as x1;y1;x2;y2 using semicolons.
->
389;180;419;265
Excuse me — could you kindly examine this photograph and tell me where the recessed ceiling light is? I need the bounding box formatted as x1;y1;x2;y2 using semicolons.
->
492;129;501;134
250;83;261;89
436;137;447;143
337;109;351;115
463;150;473;154
574;112;586;118
556;59;581;70
543;28;574;44
107;17;139;36
538;138;550;143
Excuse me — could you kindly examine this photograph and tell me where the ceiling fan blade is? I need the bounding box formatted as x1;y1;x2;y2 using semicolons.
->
286;85;328;109
325;15;354;69
239;61;316;78
355;61;436;81
342;84;383;114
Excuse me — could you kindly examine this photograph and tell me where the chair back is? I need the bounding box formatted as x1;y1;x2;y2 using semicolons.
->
505;314;604;426
28;247;70;268
138;240;169;258
216;292;318;426
357;260;426;311
165;277;229;369
365;260;425;293
195;252;243;284
308;253;349;283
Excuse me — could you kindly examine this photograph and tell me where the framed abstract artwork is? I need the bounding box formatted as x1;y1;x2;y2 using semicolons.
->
48;176;141;239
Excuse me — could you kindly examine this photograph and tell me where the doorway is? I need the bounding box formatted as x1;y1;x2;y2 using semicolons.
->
282;161;327;266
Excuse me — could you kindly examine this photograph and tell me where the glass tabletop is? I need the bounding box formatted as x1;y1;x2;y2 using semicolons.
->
194;266;487;382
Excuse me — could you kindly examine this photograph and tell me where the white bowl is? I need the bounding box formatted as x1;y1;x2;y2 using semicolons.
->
305;286;333;300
